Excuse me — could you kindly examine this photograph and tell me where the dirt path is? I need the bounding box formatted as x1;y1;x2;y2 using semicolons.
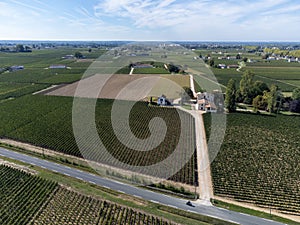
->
129;67;134;75
175;107;214;204
186;68;226;89
194;111;214;204
189;74;197;97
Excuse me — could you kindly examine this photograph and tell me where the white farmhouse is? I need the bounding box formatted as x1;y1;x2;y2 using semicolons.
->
195;92;217;113
157;95;172;106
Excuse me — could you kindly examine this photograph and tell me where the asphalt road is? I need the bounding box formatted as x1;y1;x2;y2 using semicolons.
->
0;147;285;225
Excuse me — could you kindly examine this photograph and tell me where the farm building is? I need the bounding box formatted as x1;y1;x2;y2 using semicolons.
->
62;55;74;59
227;65;239;69
195;99;217;112
197;92;214;102
195;92;217;112
287;57;298;63
49;65;66;69
157;95;172;106
226;56;237;60
218;64;227;69
9;65;24;71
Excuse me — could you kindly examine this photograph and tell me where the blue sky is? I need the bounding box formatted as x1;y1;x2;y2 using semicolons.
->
1;0;300;41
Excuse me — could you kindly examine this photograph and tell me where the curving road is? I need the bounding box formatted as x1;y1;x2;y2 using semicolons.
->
0;147;285;225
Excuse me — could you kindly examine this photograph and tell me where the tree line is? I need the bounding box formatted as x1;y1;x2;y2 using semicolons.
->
225;70;300;113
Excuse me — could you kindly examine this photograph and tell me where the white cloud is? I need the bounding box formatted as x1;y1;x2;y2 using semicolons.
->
1;0;300;41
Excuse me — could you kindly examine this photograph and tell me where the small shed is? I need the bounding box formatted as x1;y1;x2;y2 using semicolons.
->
49;64;66;69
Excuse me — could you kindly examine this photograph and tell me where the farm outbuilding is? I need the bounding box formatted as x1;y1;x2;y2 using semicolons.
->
9;65;24;71
49;65;66;69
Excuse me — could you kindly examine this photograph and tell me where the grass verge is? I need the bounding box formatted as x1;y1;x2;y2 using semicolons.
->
212;199;299;225
0;154;234;225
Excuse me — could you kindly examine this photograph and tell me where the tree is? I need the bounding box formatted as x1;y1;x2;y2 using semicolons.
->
75;51;83;59
236;54;241;60
24;46;31;52
239;70;254;104
183;86;194;99
292;87;300;100
290;100;300;113
265;84;281;113
209;58;215;67
252;80;269;98
16;44;24;52
252;95;267;112
225;79;236;112
168;64;180;73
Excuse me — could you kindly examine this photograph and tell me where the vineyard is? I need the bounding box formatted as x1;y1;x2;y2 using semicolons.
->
0;47;197;187
31;187;176;225
0;95;197;185
0;165;57;225
0;165;177;225
0;83;49;100
204;113;300;214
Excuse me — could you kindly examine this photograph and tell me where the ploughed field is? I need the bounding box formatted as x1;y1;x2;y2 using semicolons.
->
0;95;197;186
0;165;177;225
204;113;300;214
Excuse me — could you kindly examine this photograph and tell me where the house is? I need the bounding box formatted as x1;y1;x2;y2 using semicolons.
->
204;102;217;113
49;64;66;69
227;65;239;69
157;95;172;106
197;92;214;102
196;99;206;111
62;55;74;59
287;57;297;63
218;64;227;69
195;98;217;112
10;65;24;71
227;56;236;60
195;92;217;113
247;59;257;63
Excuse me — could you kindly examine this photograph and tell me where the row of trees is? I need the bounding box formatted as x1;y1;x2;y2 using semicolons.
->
264;48;300;58
15;44;32;52
225;70;300;113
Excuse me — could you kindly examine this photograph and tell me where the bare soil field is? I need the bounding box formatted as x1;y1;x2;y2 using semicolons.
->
45;74;187;100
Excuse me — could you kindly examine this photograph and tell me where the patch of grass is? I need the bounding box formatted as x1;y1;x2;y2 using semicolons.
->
212;199;299;225
163;75;190;88
158;205;237;225
133;67;170;74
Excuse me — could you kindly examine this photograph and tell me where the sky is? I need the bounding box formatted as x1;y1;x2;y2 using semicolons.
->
0;0;300;41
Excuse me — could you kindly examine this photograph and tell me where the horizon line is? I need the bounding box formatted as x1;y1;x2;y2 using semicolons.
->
1;39;300;43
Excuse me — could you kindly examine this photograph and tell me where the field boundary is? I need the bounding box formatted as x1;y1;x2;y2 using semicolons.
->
214;196;300;223
0;138;196;194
